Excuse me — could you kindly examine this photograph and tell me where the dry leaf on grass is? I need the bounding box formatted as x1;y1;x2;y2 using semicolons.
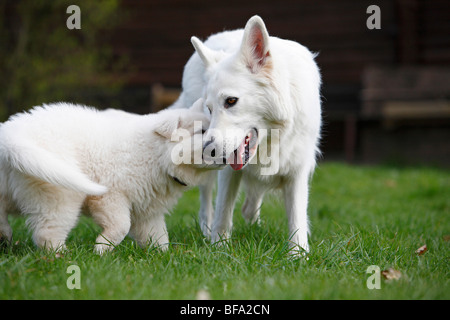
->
415;244;427;256
381;268;402;281
55;252;64;259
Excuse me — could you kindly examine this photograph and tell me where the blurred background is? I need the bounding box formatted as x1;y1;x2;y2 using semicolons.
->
1;0;449;167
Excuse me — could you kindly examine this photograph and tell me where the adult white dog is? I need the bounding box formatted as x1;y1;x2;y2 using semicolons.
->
0;100;210;253
171;16;322;253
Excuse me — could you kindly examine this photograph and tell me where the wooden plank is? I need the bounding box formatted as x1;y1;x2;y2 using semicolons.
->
382;100;450;119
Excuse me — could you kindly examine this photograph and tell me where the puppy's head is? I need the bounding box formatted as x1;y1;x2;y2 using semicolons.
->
154;99;214;187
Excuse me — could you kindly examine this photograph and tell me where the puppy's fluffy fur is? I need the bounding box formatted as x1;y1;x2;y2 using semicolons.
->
0;100;210;253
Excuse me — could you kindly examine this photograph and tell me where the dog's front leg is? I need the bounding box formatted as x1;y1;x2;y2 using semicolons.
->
198;171;216;238
210;166;242;245
283;170;311;255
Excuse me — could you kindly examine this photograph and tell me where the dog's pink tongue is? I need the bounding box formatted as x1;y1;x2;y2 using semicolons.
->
228;139;245;171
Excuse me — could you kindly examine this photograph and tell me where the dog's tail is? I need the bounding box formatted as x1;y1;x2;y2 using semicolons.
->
0;131;108;196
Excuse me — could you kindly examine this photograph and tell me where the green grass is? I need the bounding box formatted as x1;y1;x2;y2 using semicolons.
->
1;162;449;299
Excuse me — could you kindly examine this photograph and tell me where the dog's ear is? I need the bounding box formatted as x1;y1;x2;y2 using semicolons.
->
240;15;271;74
189;98;204;113
154;116;181;139
191;37;217;69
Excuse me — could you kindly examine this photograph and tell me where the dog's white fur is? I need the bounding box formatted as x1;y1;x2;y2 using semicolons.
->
172;16;321;253
0;100;210;253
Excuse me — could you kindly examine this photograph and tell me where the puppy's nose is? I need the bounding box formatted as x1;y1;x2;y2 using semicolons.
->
203;136;227;164
203;136;215;157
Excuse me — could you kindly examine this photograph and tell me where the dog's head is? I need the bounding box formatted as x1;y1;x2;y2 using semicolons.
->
191;16;285;171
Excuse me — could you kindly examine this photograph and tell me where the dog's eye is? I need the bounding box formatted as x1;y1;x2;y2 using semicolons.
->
201;129;206;134
224;97;238;108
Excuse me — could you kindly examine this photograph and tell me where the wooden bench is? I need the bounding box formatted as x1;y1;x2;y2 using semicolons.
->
361;66;450;128
359;66;450;166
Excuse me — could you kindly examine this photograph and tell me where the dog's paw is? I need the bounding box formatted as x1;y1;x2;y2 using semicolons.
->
200;222;211;239
198;207;213;239
210;231;231;247
287;242;310;260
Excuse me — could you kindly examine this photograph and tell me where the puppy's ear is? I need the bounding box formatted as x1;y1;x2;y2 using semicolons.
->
154;116;181;139
239;15;271;74
191;37;217;69
189;98;204;113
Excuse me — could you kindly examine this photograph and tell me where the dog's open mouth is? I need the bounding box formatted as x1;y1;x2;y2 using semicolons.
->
227;128;258;171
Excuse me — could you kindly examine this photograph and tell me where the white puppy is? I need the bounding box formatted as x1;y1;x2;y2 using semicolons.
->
171;16;322;253
0;100;210;253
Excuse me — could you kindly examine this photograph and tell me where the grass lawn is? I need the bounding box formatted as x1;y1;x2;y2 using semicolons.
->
0;162;449;299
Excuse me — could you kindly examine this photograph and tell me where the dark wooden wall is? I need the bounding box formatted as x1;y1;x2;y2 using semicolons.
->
113;0;397;89
110;0;450;164
112;0;449;109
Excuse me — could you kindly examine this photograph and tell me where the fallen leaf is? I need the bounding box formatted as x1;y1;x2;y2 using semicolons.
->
384;179;397;188
40;256;54;263
443;235;450;242
415;244;427;256
381;268;402;281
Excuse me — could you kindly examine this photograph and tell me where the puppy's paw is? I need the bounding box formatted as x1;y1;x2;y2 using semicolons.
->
94;243;114;255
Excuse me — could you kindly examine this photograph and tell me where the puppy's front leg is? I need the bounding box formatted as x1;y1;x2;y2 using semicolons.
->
283;171;311;255
0;196;12;245
211;166;242;245
130;213;169;251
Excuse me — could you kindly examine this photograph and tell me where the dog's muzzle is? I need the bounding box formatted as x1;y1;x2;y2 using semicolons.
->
202;128;259;170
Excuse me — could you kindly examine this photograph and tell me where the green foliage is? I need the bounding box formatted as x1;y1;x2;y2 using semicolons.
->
0;0;126;121
1;163;449;299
